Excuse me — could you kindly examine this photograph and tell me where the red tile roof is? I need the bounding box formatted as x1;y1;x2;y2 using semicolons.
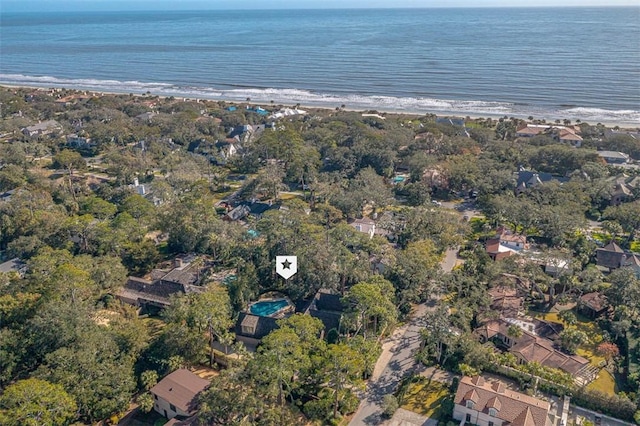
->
454;376;551;426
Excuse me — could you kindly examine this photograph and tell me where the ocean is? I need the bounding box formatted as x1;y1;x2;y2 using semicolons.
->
1;7;639;124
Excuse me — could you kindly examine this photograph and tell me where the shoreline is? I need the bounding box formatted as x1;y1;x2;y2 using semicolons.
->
2;83;638;129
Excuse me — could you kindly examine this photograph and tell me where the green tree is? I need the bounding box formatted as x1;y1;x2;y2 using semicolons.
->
140;370;158;391
0;378;77;426
558;328;589;354
320;343;365;419
391;239;443;308
53;149;86;203
604;201;640;242
251;326;309;416
36;333;136;422
342;276;398;338
162;286;234;366
137;393;154;414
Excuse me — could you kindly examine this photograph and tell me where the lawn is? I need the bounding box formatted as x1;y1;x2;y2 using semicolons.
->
530;310;620;395
531;311;604;363
279;192;303;200
401;379;451;419
587;369;617;394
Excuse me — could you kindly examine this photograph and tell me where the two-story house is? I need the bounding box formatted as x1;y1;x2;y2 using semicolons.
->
453;376;552;426
150;369;210;420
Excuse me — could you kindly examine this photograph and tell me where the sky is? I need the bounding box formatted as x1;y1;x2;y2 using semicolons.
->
2;0;639;12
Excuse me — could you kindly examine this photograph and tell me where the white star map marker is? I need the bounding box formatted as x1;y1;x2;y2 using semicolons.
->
276;255;297;279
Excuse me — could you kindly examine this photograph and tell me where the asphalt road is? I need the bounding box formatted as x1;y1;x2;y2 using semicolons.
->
349;248;459;426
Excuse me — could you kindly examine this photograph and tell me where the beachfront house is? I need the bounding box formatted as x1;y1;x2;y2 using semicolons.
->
598;151;631;164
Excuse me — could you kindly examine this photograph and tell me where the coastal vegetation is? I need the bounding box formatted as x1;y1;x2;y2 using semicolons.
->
0;86;639;424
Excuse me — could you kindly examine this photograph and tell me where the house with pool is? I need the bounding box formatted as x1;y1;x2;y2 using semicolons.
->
234;293;295;351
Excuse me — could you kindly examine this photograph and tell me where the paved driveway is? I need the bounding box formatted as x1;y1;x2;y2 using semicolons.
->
349;248;458;426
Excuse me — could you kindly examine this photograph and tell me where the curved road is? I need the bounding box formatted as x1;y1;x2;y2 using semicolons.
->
349;248;459;426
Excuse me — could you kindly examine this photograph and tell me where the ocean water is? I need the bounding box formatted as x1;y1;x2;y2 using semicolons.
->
1;8;639;123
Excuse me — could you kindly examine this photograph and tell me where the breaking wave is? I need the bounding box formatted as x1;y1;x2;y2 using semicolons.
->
2;73;638;125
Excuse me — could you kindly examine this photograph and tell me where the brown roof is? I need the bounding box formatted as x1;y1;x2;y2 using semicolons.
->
476;319;589;375
454;376;550;426
580;292;608;313
516;126;546;136
150;369;210;414
558;129;583;141
488;285;523;318
601;241;624;253
626;254;640;268
596;242;627;269
512;406;537;426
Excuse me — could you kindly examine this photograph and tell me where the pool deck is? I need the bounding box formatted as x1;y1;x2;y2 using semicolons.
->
248;297;294;318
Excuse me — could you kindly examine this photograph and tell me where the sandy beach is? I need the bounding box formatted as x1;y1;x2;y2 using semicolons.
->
2;83;638;129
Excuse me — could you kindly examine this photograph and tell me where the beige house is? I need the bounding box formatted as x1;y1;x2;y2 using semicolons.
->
150;369;210;420
453;376;552;426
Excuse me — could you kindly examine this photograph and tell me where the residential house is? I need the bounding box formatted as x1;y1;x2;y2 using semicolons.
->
66;134;94;149
606;174;640;206
516;124;582;145
222;204;251;222
485;228;529;261
234;312;280;351
247;105;269;116
304;289;345;337
543;257;572;278
116;255;210;310
54;94;91;106
514;168;567;195
349;217;377;239
487;285;525;319
598;151;630;165
215;139;240;160
269;108;307;120
475;319;590;379
624;253;640;277
556;128;583;147
228;124;266;143
150;369;210;420
163;416;198;426
453;376;552;426
595;241;639;271
245;201;279;219
422;167;448;190
516;124;549;138
604;129;640;140
578;292;608;319
21;120;62;137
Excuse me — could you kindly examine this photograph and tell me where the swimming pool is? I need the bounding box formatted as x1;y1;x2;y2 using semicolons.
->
249;299;290;317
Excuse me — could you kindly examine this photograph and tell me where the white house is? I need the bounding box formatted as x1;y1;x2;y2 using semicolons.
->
349;217;376;239
150;369;210;420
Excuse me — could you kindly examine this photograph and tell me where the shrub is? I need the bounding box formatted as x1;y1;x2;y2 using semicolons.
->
382;394;399;418
571;388;637;422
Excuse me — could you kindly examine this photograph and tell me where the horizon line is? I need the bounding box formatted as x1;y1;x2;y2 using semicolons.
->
3;5;640;13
